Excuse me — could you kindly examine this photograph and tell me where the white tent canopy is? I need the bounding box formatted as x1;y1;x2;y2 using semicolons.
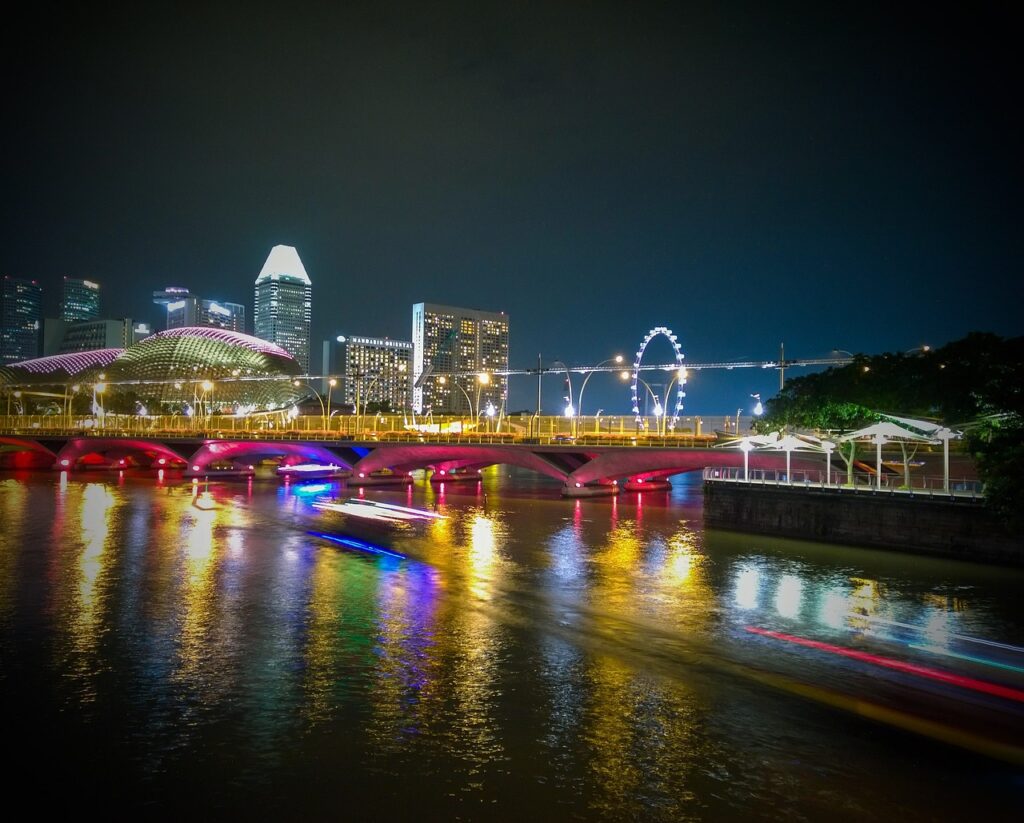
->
838;421;937;490
838;421;937;443
757;434;824;483
875;413;947;436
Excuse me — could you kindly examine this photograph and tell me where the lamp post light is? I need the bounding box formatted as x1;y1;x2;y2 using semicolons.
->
93;383;106;428
293;379;328;431
475;372;491;426
657;366;687;435
576;355;623;433
327;377;337;432
623;372;660;434
64;383;80;427
550;360;574;436
751;393;763;417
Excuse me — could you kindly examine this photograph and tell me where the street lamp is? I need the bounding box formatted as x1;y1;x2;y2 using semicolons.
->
658;366;687;435
293;379;328;430
623;372;660;434
550;360;574;435
752;393;763;416
65;383;80;427
327;378;337;432
92;383;106;427
475;372;491;425
576;355;624;431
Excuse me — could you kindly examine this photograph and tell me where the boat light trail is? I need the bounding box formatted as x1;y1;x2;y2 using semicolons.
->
745;626;1024;704
307;531;405;559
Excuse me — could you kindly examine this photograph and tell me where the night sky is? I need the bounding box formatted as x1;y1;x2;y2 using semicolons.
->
3;2;1021;414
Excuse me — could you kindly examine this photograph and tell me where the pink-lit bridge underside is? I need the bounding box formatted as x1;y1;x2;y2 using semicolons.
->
1;435;812;488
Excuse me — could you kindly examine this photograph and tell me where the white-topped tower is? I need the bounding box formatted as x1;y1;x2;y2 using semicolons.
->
254;245;312;372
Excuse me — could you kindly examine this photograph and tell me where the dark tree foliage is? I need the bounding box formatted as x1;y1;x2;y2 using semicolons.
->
756;333;1024;531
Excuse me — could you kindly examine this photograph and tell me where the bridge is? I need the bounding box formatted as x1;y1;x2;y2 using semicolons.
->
0;414;811;496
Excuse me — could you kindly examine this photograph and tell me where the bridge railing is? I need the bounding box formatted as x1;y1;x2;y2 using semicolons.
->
0;413;725;447
702;466;984;499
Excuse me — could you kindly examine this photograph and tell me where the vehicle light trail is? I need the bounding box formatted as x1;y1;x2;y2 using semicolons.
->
745;626;1024;704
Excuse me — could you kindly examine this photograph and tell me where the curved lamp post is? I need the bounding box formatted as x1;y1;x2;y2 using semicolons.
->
658;367;687;435
549;360;574;434
93;382;106;428
577;355;623;432
293;378;329;430
436;375;476;429
623;372;660;433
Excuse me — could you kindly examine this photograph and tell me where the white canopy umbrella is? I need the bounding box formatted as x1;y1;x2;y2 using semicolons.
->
716;432;780;480
876;413;944;436
757;434;824;484
876;413;962;492
839;421;936;490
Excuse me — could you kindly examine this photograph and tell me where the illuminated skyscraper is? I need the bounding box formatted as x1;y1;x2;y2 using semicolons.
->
412;303;509;414
1;276;42;364
60;277;100;322
254;245;312;372
323;334;412;412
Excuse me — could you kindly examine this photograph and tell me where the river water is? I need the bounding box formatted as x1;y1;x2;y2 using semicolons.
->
1;468;1022;818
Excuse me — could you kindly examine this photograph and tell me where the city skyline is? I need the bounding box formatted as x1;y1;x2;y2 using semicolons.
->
2;4;1021;412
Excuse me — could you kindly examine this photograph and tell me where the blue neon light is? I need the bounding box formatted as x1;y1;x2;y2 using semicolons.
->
292;483;332;495
307;531;405;559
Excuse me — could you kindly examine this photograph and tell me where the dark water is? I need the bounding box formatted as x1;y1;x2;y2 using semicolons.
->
1;468;1022;819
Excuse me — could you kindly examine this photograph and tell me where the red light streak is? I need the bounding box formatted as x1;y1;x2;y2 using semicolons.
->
745;626;1024;704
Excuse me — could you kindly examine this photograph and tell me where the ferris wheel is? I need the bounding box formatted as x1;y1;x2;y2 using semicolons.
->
630;326;686;428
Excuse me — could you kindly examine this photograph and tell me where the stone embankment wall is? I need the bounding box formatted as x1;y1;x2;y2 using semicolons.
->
703;482;1023;565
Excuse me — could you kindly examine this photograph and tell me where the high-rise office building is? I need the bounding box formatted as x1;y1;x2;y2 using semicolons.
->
154;287;246;333
1;276;42;364
323;334;412;412
412;303;509;414
254;245;312;373
200;300;245;333
60;278;100;322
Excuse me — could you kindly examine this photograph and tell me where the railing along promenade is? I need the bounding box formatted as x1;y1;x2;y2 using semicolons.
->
0;413;722;448
703;467;984;499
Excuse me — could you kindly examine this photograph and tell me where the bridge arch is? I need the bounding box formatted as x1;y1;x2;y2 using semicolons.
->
52;438;190;470
566;449;820;486
0;436;57;469
352;444;570;483
52;438;192;468
185;441;353;476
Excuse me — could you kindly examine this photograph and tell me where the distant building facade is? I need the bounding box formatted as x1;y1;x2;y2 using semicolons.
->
154;287;245;333
44;318;151;355
60;278;100;322
254;245;312;373
411;302;509;414
323;335;412;412
1;276;42;364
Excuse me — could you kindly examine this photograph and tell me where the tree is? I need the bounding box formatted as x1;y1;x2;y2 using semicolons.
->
755;333;1024;523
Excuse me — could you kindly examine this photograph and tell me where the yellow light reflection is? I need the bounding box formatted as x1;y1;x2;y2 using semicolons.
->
76;484;116;636
847;576;883;630
0;480;28;628
663;530;703;586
